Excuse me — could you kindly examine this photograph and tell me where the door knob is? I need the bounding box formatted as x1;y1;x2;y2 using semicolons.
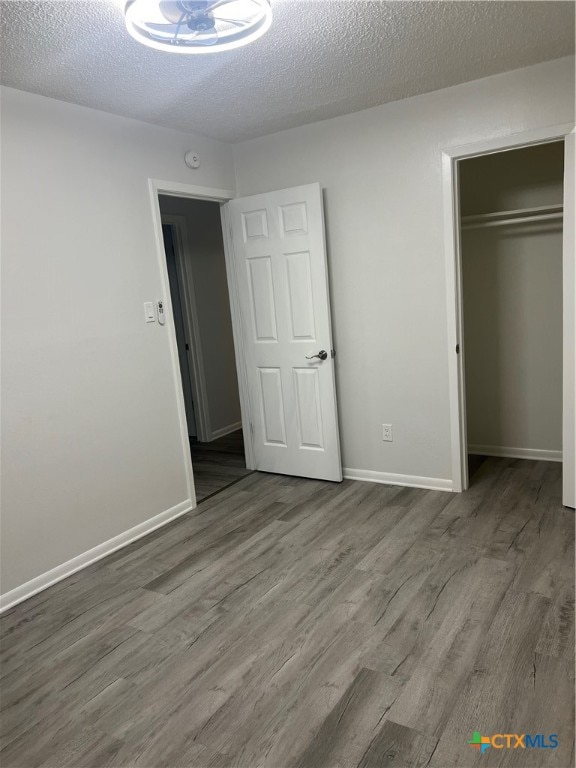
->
306;350;328;361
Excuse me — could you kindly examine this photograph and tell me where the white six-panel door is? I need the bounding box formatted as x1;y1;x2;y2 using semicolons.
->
225;184;342;482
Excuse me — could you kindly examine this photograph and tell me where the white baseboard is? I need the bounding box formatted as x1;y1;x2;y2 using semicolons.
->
343;468;454;492
468;445;563;462
209;421;243;441
0;499;193;614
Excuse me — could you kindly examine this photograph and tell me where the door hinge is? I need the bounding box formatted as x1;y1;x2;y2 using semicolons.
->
456;344;460;354
185;343;190;351
331;349;336;359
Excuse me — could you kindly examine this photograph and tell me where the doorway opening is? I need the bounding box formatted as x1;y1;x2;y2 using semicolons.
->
453;137;573;503
459;142;564;486
159;195;252;502
150;179;343;495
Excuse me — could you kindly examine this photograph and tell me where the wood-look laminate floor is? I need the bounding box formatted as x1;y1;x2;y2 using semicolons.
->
189;430;252;502
1;458;574;768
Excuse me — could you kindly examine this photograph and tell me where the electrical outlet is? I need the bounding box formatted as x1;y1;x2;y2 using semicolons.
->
382;424;393;442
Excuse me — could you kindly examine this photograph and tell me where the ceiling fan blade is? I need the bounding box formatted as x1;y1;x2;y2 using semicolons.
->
145;19;194;33
173;10;187;38
213;16;250;27
145;16;204;43
159;0;190;23
204;0;234;14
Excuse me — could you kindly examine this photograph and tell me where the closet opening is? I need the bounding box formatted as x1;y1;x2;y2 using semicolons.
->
456;141;565;491
158;195;252;502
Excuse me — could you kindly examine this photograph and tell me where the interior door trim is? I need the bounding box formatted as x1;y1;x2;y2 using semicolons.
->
441;122;575;502
220;204;256;470
161;215;211;443
148;179;256;510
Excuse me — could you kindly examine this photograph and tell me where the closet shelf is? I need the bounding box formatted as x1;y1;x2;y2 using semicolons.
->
461;204;563;230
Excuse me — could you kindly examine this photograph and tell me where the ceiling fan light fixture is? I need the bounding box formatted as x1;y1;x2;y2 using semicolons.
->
124;0;272;54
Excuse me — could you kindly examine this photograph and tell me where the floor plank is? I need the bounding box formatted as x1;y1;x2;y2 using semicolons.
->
0;459;573;767
190;429;252;502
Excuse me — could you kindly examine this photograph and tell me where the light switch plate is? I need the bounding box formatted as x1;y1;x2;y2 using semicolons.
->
144;302;155;323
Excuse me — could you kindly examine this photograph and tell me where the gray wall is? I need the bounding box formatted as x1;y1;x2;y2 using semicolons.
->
2;56;574;598
232;56;574;482
159;196;241;438
461;142;564;455
1;86;234;596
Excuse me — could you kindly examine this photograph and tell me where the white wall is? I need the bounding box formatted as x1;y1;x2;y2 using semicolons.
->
0;87;235;596
460;143;564;456
2;57;575;598
232;56;575;484
158;196;241;437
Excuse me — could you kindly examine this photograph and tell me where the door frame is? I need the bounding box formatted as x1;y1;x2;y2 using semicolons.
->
148;179;255;510
161;214;211;443
441;123;575;499
220;204;256;470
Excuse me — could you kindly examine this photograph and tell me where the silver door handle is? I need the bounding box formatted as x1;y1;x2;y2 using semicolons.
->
305;350;328;361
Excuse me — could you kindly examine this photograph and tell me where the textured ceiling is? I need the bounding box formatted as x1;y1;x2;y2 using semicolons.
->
1;1;574;142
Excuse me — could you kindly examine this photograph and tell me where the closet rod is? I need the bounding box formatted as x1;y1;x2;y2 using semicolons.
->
461;204;563;230
462;212;563;230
